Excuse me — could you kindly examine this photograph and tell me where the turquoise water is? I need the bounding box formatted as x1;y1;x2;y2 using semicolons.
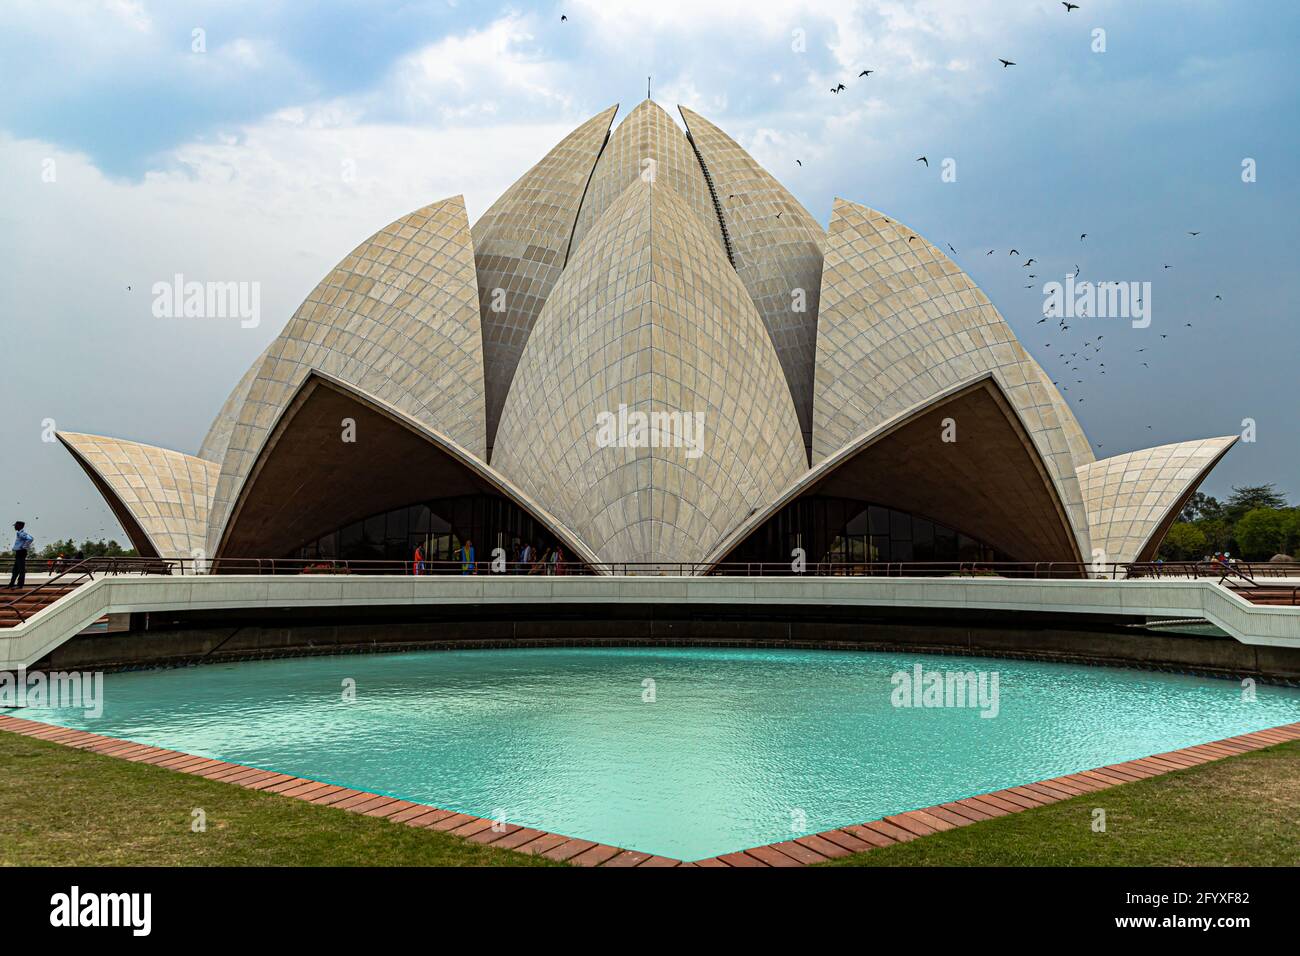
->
20;647;1300;860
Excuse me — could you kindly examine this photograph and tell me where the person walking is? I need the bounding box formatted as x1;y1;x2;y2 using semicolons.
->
8;521;33;589
460;538;475;575
412;542;425;576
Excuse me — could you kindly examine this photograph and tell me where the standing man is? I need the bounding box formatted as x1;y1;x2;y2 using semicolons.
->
8;521;33;589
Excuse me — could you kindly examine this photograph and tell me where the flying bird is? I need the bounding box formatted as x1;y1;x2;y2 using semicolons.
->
1079;233;1087;240
832;83;846;93
1062;2;1079;11
859;70;873;77
998;59;1016;68
1008;249;1019;256
916;156;929;167
796;159;802;166
1188;231;1200;236
948;243;957;254
986;249;994;255
1023;258;1036;267
561;14;567;21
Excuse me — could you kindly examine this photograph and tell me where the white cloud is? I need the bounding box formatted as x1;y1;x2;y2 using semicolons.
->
382;13;576;121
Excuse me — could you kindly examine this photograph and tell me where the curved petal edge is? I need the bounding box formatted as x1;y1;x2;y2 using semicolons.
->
1077;436;1239;564
57;432;219;560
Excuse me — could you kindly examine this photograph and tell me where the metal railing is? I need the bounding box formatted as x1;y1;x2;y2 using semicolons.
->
0;558;99;624
4;554;1297;581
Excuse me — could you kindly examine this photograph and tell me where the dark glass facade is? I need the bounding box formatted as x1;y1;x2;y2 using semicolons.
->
292;494;567;570
727;496;1003;567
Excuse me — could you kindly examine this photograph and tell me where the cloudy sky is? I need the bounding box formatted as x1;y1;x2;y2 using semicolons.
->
2;0;1297;546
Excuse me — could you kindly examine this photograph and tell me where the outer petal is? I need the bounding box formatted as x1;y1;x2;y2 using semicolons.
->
568;100;725;260
206;196;486;557
704;375;1085;567
678;105;824;451
213;372;598;567
57;432;219;560
472;105;618;450
493;179;806;566
1077;436;1238;563
812;199;1091;557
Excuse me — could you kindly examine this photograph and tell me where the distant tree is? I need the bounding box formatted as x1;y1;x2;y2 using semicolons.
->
1160;522;1207;560
1179;491;1222;523
1195;517;1232;553
38;538;79;559
25;537;135;561
1225;484;1287;523
1285;509;1300;557
1234;508;1288;560
79;539;134;557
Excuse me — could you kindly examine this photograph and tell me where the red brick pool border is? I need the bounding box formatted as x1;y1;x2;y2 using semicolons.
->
3;713;1297;867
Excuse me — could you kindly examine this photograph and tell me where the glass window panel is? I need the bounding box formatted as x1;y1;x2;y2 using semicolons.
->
409;504;431;534
845;506;871;535
340;521;362;553
387;507;408;542
890;509;912;540
957;533;981;561
869;506;890;535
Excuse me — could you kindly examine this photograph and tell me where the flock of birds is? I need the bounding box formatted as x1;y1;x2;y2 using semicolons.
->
813;2;1226;452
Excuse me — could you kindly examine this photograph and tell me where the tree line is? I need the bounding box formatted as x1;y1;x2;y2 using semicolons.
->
1158;484;1298;561
1;538;138;560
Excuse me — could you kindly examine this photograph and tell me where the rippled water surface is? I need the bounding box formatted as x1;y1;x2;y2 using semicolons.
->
23;647;1300;859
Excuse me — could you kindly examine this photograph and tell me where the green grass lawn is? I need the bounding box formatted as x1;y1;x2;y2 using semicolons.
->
0;730;560;866
3;728;1297;866
823;739;1300;866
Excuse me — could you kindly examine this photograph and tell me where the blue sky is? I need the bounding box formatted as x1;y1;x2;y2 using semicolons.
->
2;0;1297;545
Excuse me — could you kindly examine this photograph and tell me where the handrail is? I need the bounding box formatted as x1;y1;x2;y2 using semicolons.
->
0;558;98;623
4;555;1296;580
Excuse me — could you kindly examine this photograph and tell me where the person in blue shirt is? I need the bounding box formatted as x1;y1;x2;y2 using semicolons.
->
8;521;33;589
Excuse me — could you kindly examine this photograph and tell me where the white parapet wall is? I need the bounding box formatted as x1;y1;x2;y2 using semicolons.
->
3;574;1300;672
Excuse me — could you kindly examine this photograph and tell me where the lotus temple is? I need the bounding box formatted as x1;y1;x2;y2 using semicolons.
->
52;100;1238;574
8;100;1300;873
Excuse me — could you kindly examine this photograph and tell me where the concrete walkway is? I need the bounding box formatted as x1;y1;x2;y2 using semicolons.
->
4;573;1300;671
